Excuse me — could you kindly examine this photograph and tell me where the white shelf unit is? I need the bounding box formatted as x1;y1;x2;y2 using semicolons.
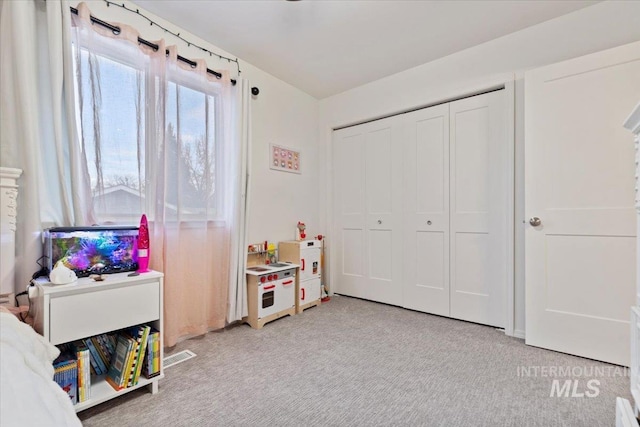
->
32;270;164;412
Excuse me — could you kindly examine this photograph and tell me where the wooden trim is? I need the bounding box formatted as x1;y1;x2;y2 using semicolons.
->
244;306;296;330
504;79;516;337
296;299;321;314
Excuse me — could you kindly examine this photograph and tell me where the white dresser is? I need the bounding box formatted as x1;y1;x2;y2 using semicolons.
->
32;271;164;411
622;102;640;425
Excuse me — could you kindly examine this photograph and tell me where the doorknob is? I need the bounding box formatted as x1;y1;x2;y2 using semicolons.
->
377;220;382;225
529;217;542;226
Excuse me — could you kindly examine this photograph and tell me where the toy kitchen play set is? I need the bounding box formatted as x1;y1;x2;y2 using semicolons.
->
244;224;325;329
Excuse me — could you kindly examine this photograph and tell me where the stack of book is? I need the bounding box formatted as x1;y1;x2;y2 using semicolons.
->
57;342;91;403
53;325;161;400
53;353;78;405
74;342;91;403
106;324;152;391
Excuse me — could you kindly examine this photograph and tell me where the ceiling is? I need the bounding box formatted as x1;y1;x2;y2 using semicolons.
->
133;0;599;99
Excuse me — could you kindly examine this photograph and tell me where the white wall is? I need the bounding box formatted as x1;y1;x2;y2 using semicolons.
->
79;1;320;246
318;0;640;337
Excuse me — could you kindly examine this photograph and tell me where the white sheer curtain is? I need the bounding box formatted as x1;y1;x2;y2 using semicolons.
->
70;3;248;346
228;80;252;322
0;0;90;293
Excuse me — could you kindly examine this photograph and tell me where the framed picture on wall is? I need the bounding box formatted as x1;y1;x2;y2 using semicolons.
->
270;144;301;174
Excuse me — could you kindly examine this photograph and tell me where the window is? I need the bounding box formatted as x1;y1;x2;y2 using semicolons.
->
73;44;222;224
163;80;220;221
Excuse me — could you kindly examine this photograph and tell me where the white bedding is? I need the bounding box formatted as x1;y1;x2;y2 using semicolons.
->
0;310;82;427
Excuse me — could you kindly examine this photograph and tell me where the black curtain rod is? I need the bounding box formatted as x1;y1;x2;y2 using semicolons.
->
69;6;255;90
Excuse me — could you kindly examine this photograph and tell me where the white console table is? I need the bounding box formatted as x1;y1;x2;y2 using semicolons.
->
32;270;164;412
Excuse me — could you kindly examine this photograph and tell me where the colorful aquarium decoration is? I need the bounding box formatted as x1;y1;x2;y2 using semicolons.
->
44;227;139;278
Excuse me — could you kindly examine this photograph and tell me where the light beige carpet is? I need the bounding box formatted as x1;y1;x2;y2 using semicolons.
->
80;295;632;426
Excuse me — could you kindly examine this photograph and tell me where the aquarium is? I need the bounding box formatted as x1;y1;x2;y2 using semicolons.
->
44;226;139;278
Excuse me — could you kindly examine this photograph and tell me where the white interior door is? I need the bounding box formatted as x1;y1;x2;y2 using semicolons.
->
449;91;509;328
525;41;640;365
333;116;403;306
402;104;450;316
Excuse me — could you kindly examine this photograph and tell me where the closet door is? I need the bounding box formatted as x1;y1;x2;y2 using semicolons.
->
333;116;403;305
449;90;508;328
402;104;450;315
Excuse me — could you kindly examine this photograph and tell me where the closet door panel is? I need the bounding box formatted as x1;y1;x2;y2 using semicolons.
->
450;91;508;328
340;134;365;217
369;230;392;280
403;105;450;315
333;129;367;298
342;229;364;277
366;128;393;214
453;232;491;293
415;231;446;288
333;116;403;306
365;118;403;305
453;107;490;213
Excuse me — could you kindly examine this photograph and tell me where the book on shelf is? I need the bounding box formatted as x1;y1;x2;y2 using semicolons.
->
72;341;91;403
122;329;141;388
153;331;160;376
54;325;159;395
91;335;112;369
128;324;151;387
83;337;107;375
90;336;107;370
53;353;78;405
106;334;135;391
57;342;91;403
99;333;117;359
142;329;161;379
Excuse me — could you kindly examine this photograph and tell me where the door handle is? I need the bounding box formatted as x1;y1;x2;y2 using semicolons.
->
301;288;305;300
529;217;542;226
377;220;382;225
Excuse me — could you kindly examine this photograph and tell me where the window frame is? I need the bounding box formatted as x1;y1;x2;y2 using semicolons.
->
71;38;225;225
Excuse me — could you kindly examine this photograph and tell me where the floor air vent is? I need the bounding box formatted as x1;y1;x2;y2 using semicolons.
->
163;350;196;369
